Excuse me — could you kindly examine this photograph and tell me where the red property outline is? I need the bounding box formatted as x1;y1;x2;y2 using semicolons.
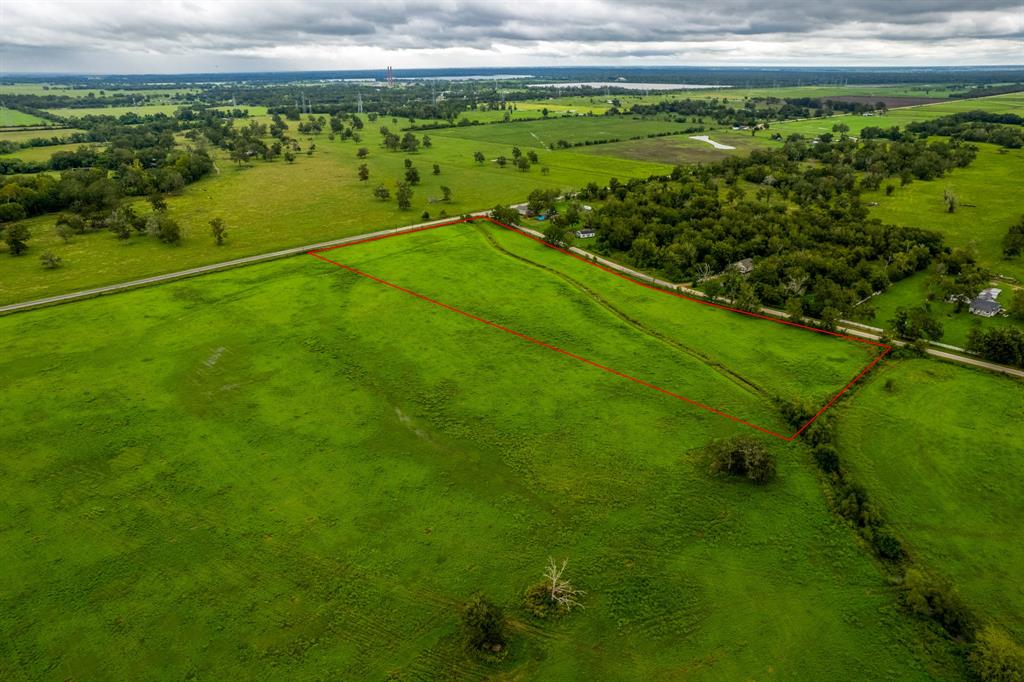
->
308;216;891;441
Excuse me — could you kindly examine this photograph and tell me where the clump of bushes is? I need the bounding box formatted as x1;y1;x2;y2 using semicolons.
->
970;625;1024;681
461;594;508;661
901;568;975;641
707;437;776;484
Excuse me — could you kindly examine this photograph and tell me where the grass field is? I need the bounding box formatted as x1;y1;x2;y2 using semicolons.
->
835;359;1024;642
0;108;54;127
0;141;94;163
769;92;1024;139
577;130;777;164
320;220;881;426
46;104;184;119
0;127;85;144
865;143;1024;283
0;225;959;680
432;116;695;148
0;121;671;305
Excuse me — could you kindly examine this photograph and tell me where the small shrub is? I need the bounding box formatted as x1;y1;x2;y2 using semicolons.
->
970;625;1024;681
870;527;906;562
902;568;975;641
461;594;508;660
813;445;840;474
708;437;776;485
39;251;63;269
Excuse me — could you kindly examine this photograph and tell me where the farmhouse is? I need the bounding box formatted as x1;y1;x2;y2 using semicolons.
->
730;258;754;275
969;288;1003;317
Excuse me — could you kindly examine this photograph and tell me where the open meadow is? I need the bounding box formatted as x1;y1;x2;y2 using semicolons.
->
0;225;958;680
431;116;696;148
834;359;1024;642
0;120;671;305
864;143;1024;283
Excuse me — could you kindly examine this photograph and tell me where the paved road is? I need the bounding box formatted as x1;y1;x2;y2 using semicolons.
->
0;211;489;316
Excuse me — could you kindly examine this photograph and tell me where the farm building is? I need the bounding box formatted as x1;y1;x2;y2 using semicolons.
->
575;228;596;239
969;288;1003;317
730;258;754;275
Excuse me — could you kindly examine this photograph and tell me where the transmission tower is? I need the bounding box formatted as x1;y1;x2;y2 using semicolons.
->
386;66;394;88
357;93;364;114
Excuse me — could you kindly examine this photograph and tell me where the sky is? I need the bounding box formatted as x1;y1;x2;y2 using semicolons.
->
1;0;1022;75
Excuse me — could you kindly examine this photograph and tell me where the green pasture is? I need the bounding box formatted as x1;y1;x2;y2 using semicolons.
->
835;358;1024;642
47;104;184;119
0;142;94;163
0;127;85;144
0;108;53;127
0;121;671;305
577;130;778;164
0;226;958;680
864;143;1024;283
431;116;693;148
332;220;878;416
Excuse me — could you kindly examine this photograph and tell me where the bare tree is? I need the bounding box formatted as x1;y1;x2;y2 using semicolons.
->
694;262;713;283
543;558;584;612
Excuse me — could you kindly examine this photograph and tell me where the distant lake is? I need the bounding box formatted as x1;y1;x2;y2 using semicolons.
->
528;82;727;91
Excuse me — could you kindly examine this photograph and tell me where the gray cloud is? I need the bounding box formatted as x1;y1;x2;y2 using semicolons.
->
1;0;1021;73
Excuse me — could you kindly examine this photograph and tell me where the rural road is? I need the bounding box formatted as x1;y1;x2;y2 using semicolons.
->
3;210;1022;381
0;211;491;316
511;223;1024;380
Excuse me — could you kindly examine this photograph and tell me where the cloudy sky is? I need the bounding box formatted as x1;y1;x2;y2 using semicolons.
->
2;0;1022;74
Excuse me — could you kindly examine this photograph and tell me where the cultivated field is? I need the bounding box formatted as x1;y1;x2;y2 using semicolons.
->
0;230;956;680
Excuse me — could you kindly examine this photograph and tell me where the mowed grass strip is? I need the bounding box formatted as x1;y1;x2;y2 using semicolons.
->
321;220;881;425
0;255;958;680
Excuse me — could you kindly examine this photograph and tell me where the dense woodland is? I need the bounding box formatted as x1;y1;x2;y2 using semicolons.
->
539;135;976;327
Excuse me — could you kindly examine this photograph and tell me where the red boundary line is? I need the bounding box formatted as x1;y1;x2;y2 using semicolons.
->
308;216;891;441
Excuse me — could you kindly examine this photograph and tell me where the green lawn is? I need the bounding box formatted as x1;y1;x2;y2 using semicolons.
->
862;272;1023;348
0;122;671;306
0;224;959;680
835;358;1024;642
